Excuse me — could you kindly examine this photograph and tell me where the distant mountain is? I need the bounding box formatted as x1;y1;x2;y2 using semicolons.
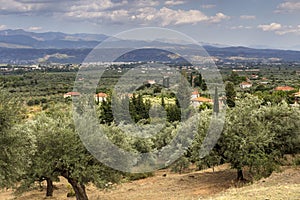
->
0;29;108;49
1;29;300;64
203;46;300;62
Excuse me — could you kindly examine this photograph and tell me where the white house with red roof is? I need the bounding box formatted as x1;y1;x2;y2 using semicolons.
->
63;92;80;98
191;90;200;99
240;82;252;89
94;92;108;102
191;97;213;107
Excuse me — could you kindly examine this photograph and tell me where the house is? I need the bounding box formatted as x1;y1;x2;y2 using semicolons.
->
94;92;108;102
260;81;269;85
240;82;252;89
144;80;156;85
191;90;200;99
274;86;295;92
290;101;299;107
64;92;80;98
293;89;300;103
191;97;213;107
251;74;259;79
294;89;300;97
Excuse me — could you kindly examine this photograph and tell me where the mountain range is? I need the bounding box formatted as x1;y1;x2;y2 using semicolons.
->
1;29;300;64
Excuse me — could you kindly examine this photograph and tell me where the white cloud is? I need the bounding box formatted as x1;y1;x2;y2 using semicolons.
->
258;23;282;31
0;25;7;30
201;4;216;9
65;4;230;27
209;13;230;23
0;0;128;15
132;7;208;26
65;9;130;23
277;1;300;13
231;25;253;30
134;0;160;7
275;25;300;35
0;0;229;27
134;7;229;26
134;7;157;23
68;0;128;12
28;26;42;31
240;15;256;20
157;7;209;26
165;0;185;6
257;22;300;36
0;0;43;13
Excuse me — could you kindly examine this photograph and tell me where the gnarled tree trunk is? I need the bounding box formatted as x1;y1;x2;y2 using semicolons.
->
67;178;88;200
61;171;88;200
237;168;244;181
46;178;54;197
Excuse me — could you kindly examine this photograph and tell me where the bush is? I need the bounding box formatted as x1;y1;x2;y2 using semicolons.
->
171;157;190;174
66;185;75;197
126;172;154;181
27;99;35;106
294;158;300;166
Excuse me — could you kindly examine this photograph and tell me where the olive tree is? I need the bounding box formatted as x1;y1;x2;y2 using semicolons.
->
223;95;300;180
0;90;35;188
22;107;122;200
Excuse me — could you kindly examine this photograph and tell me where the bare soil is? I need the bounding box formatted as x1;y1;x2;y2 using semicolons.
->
1;164;299;200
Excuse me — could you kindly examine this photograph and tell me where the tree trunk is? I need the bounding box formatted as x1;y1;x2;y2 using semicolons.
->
67;178;88;200
237;168;244;181
46;178;54;197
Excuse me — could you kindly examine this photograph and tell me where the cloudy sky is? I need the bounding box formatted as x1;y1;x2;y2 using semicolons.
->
0;0;300;50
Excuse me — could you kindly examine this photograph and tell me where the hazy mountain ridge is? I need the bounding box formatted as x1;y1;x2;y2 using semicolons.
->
1;29;300;64
0;29;107;49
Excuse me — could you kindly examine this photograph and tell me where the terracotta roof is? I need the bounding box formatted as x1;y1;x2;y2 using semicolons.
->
192;91;200;95
95;92;108;98
240;82;252;85
275;86;295;91
65;92;80;96
127;93;134;98
191;97;213;103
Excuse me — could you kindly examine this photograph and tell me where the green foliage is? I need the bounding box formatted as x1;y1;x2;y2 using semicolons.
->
227;71;246;85
191;94;300;180
166;104;181;122
130;94;151;123
223;95;276;179
67;185;76;197
98;97;114;125
125;172;154;181
224;95;300;179
0;72;76;104
198;103;212;111
0;90;35;188
170;156;190;174
190;110;223;171
225;82;236;107
294;157;300;166
20;106;122;199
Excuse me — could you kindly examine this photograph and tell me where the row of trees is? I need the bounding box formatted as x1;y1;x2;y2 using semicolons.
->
98;93;182;124
191;94;300;180
0;92;123;199
1;88;300;199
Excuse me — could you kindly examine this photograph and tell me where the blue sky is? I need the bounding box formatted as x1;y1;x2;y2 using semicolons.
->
0;0;300;50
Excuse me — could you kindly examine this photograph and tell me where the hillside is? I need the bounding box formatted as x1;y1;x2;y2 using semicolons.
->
1;29;300;64
1;165;299;200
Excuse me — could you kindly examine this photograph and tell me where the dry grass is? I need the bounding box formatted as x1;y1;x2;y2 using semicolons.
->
204;166;300;200
1;165;299;200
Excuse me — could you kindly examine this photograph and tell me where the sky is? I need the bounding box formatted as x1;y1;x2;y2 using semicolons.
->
0;0;300;50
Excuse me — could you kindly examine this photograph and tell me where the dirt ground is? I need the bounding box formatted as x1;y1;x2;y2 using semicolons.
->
0;164;299;200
